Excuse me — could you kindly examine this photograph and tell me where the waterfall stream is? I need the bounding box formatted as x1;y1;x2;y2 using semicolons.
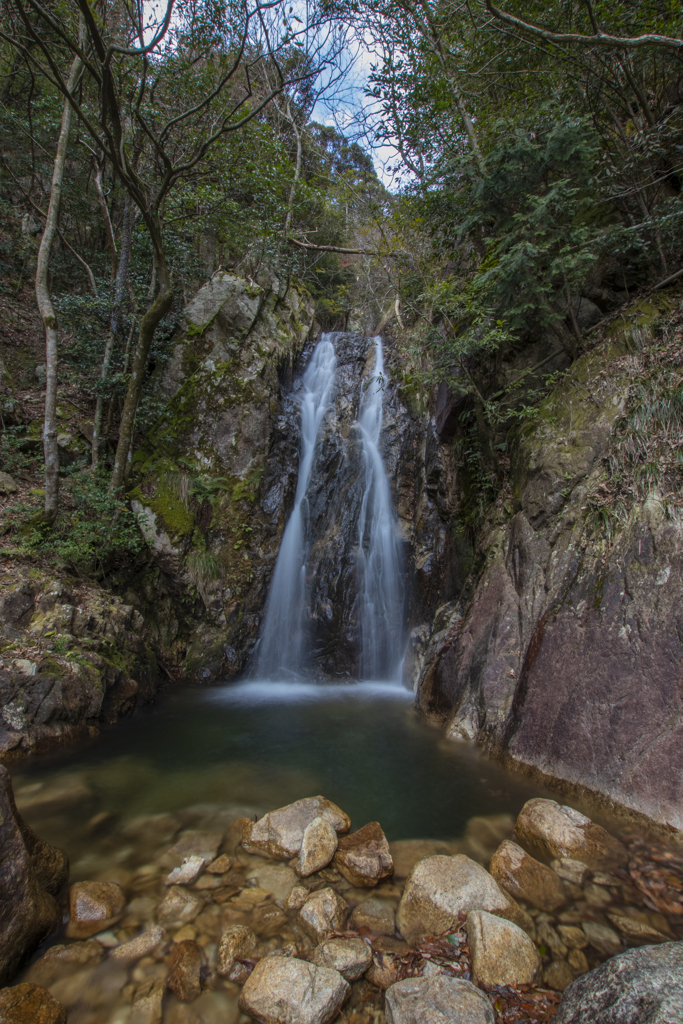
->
255;333;403;682
255;336;337;678
355;338;404;680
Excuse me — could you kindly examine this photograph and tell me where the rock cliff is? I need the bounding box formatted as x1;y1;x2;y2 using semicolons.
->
417;295;683;829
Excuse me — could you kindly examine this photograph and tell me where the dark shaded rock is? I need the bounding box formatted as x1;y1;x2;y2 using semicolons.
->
0;765;68;985
0;582;34;626
333;821;393;887
554;942;683;1023
0;982;66;1024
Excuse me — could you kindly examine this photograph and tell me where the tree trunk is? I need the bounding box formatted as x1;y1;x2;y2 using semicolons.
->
109;239;172;492
92;155;117;281
283;97;302;238
35;47;82;523
92;195;133;468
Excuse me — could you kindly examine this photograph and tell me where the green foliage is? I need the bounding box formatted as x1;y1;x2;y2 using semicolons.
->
8;473;143;571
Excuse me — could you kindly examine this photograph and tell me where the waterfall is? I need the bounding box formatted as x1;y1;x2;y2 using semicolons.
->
354;338;404;680
255;336;337;679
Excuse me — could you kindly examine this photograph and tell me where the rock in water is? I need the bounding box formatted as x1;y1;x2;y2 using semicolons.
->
110;926;165;961
66;881;126;939
466;910;540;987
167;939;202;1002
297;816;338;877
216;924;258;976
311;937;372;980
350;896;396;935
156;886;203;926
299;888;348;942
333;822;393;887
243;796;350;860
554;942;683;1023
0;765;68;984
515;799;625;865
0;982;67;1024
238;956;349;1024
385;976;495;1024
489;839;566;912
396;855;529;943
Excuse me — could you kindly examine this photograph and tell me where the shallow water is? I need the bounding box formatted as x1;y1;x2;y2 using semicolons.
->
13;679;558;861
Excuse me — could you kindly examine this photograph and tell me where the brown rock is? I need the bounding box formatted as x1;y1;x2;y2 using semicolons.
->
385;976;495;1024
0;766;68;985
297;816;338;877
568;948;589;974
350;897;396;935
285;885;310;910
333;822;393;887
298;888;348;942
163;831;222;867
206;854;232;874
515;799;625;866
582;920;622;958
66;881;126;939
544;959;575;992
466;910;540;987
490;840;566;912
110;926;165;961
311;937;372;980
0;982;66;1024
24;940;104;987
389;839;462;879
216;924;258;976
557;925;588;950
239;955;349;1024
397;855;531;944
243;797;350;860
167;939;202;1002
607;909;670;944
157;886;203;926
366;950;402;989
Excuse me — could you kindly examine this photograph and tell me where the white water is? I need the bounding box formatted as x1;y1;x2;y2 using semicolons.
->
355;337;404;680
255;336;337;678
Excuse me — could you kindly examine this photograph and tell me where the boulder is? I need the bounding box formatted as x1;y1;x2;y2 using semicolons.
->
157;886;203;926
552;859;589;885
350;896;396;935
0;982;66;1024
243;797;350;860
216;924;258;976
238;955;349;1024
0;471;18;494
66;881;126;939
167;939;202;1002
385;976;495;1024
396;855;530;944
0;765;68;985
466;910;540;987
297;816;338;877
299;888;348;942
554;942;683;1023
515;800;625;865
333;822;393;887
389;840;461;879
489;840;566;912
311;937;372;980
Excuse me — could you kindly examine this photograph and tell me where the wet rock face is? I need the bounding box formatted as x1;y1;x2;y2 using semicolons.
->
0;575;161;760
0;765;68;985
416;317;683;829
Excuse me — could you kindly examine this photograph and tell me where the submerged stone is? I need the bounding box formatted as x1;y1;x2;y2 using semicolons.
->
385;975;495;1024
0;982;67;1024
311;937;372;980
238;956;349;1024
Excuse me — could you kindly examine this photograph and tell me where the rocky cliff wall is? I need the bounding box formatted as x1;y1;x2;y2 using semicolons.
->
416;295;683;830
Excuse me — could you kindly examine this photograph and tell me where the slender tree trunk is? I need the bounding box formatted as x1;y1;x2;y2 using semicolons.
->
92;156;117;281
35;46;82;524
109;238;172;493
92;195;133;468
283;98;302;238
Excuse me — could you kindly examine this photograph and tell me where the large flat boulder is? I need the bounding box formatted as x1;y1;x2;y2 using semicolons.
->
243;796;350;860
554;942;683;1023
0;765;68;985
396;855;530;943
385;975;495;1024
238;956;349;1024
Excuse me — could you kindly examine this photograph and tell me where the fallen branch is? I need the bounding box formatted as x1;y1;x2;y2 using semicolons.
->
288;237;405;258
654;266;683;290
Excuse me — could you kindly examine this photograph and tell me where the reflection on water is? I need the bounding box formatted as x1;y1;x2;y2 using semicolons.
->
12;680;557;864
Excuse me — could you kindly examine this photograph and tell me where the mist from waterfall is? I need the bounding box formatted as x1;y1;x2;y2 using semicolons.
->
255;336;337;678
354;337;404;680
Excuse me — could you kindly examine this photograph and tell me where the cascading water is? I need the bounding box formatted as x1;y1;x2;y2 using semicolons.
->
354;337;404;680
254;336;337;679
